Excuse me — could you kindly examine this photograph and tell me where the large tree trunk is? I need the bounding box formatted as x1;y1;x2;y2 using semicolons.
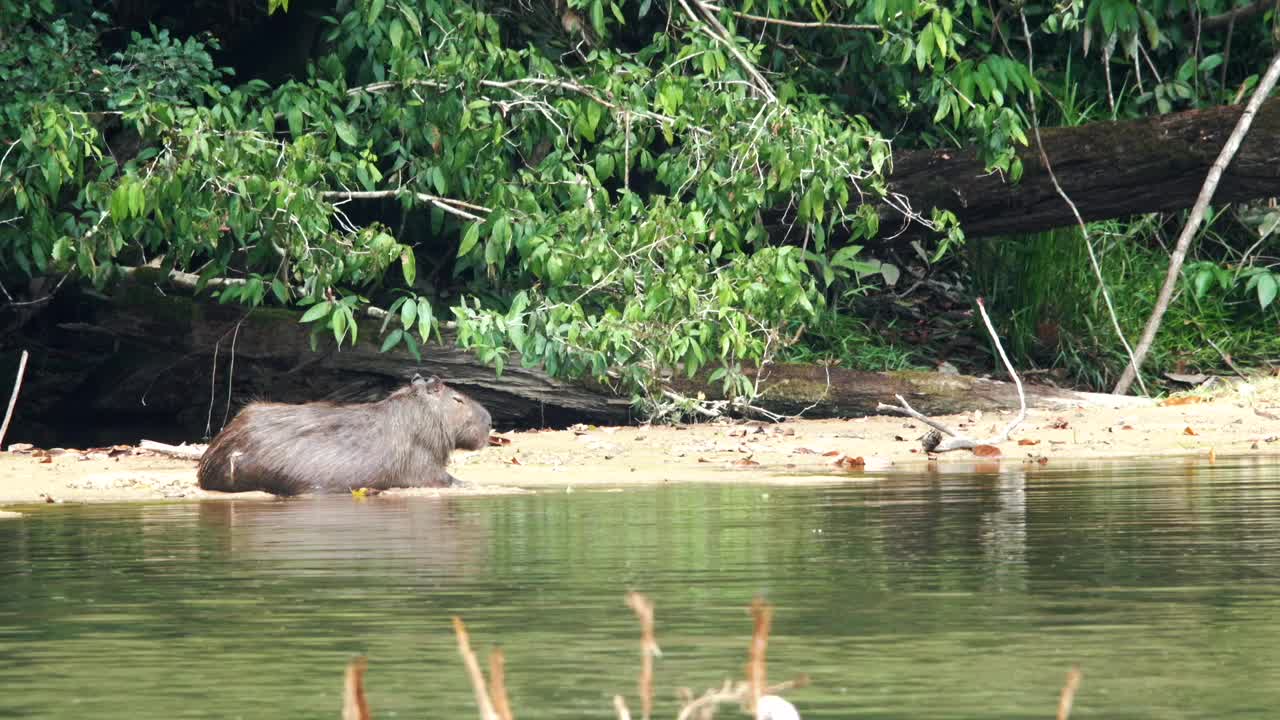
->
2;287;1144;447
878;98;1280;240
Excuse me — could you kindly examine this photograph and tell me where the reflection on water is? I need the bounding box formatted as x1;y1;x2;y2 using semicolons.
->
3;457;1280;719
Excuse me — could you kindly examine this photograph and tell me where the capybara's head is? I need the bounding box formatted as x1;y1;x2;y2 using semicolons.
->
411;374;492;451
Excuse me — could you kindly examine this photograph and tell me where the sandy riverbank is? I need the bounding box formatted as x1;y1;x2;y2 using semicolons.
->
2;382;1278;510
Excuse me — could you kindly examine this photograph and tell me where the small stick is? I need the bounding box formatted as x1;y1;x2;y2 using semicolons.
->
488;648;514;720
746;597;773;717
342;656;372;720
876;299;1027;452
139;439;207;459
1056;667;1082;720
0;350;29;451
453;616;500;720
625;592;658;720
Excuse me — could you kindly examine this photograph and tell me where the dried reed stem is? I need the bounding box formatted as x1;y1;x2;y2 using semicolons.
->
613;694;632;720
488;648;514;720
1056;667;1082;720
625;591;658;720
746;597;774;716
453;616;500;720
342;656;372;720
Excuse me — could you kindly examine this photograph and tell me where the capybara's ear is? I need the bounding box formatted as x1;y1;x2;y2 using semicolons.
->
425;375;443;393
411;373;426;386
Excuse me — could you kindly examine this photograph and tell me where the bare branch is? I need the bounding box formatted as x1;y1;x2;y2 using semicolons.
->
877;299;1027;452
677;0;778;103
701;3;877;30
1114;47;1280;395
322;189;489;221
0;350;30;452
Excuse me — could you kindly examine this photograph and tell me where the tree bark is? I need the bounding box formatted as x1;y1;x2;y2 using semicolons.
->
2;287;1145;447
879;98;1280;241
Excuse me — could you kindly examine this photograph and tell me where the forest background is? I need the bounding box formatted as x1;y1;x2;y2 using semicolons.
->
2;0;1279;437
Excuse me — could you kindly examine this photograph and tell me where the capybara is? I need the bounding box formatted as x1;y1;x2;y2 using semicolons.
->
197;374;492;495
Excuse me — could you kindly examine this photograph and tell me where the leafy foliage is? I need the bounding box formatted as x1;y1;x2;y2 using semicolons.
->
2;0;1278;413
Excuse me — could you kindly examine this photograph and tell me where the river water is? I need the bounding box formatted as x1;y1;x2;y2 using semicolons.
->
3;457;1280;719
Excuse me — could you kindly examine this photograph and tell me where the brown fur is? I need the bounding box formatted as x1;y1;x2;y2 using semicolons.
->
197;375;492;496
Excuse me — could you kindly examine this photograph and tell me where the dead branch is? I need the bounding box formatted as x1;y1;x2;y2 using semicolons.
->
676;0;778;102
701;3;876;30
0;349;29;451
1056;667;1083;720
342;656;372;720
1199;0;1273;31
453;616;501;720
625;591;659;720
876;298;1027;452
138;439;206;460
1113;47;1280;395
321;189;489;222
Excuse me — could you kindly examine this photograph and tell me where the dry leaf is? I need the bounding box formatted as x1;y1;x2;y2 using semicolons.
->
1183;426;1198;436
972;445;1002;457
793;448;818;455
821;450;840;457
488;435;512;446
1017;439;1040;446
509;457;522;465
1049;419;1070;429
1160;395;1203;407
1208;447;1216;464
733;457;760;467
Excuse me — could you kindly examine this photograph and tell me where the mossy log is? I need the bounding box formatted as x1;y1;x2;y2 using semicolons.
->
880;98;1280;240
3;287;1144;447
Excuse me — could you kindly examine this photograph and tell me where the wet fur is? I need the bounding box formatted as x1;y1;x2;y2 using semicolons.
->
197;375;492;496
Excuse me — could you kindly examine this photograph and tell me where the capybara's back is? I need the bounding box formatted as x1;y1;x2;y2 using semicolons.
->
197;374;492;495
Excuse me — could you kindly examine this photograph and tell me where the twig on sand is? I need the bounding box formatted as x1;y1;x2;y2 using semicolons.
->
342;656;371;720
1056;667;1083;720
877;298;1027;452
453;616;501;720
0;349;30;451
626;591;660;720
1113;46;1280;395
139;439;207;460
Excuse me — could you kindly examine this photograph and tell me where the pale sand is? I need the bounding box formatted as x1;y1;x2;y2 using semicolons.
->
2;385;1278;511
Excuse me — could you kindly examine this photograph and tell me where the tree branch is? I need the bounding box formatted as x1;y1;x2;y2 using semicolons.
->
701;3;878;30
1113;47;1280;395
321;189;489;221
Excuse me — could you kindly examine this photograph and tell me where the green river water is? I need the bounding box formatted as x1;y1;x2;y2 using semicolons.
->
3;458;1280;719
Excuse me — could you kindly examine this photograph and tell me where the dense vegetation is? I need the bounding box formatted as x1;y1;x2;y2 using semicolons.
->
2;0;1278;415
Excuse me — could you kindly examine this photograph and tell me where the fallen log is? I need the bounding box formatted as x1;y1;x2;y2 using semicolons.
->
2;287;1148;446
878;97;1280;240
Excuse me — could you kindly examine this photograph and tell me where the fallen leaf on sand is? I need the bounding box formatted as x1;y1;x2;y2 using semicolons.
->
1209;447;1216;464
972;445;1002;457
1049;419;1070;429
1017;439;1040;446
1184;426;1198;436
1160;396;1203;407
488;435;513;446
733;457;760;467
822;450;840;457
510;457;522;465
834;455;865;469
793;448;817;455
